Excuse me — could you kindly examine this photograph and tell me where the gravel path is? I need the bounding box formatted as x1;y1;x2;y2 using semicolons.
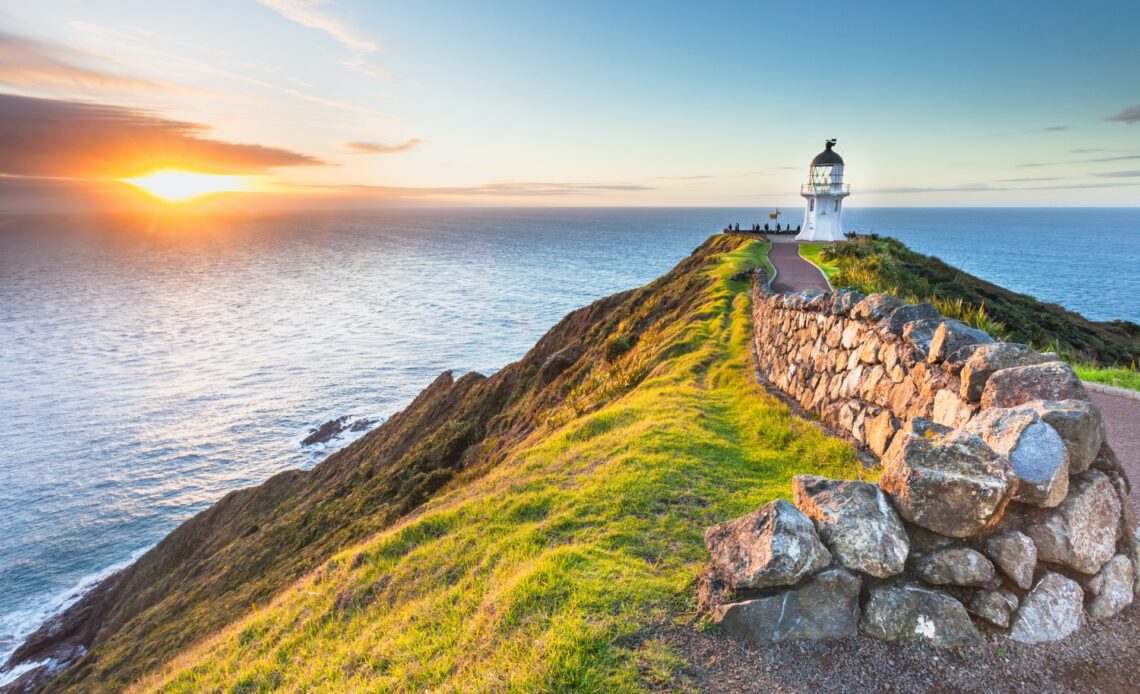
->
653;602;1140;693
768;242;831;294
1091;391;1139;508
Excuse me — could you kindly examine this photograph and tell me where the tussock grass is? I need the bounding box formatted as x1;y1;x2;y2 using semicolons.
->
130;240;869;692
1073;362;1140;392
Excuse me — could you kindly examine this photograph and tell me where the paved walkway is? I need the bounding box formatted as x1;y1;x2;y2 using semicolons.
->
768;240;831;294
1091;391;1140;509
762;236;1139;511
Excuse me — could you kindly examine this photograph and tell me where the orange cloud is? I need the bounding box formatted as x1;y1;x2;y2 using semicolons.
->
0;93;324;178
344;138;420;154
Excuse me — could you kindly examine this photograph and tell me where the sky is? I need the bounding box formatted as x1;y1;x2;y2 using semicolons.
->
0;0;1138;210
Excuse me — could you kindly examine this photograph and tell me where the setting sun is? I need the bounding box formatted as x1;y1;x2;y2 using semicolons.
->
120;170;245;202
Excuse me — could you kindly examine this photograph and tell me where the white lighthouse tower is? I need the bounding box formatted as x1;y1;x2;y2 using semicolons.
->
796;139;850;242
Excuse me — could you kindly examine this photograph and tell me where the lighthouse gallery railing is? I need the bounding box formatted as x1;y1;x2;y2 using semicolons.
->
800;183;851;195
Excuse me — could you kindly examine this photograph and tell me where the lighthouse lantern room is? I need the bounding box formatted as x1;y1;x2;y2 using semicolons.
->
796;139;850;242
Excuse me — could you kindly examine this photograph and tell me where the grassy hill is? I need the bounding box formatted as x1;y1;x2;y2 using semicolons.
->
817;237;1140;367
20;235;869;692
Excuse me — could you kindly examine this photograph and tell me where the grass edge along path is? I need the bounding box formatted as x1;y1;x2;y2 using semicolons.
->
130;239;872;693
798;242;840;281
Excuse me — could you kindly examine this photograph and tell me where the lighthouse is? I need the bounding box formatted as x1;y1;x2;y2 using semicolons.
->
796;139;850;242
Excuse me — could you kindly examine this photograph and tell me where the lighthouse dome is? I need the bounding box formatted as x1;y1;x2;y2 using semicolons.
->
811;139;843;166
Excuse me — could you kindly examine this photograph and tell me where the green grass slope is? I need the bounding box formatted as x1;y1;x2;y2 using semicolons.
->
113;238;871;692
820;237;1140;367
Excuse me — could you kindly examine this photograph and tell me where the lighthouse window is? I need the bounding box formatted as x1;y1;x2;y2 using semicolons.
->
834;200;839;212
809;199;815;212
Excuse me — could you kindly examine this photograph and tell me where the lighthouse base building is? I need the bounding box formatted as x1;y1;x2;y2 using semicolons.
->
796;139;850;242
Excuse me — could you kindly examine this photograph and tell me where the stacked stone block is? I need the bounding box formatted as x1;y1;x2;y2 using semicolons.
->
697;281;1138;648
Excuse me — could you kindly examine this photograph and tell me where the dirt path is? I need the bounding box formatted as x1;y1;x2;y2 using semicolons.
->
768;242;830;294
1091;390;1140;509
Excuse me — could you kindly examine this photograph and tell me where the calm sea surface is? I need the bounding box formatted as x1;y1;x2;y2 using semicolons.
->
1;207;1137;662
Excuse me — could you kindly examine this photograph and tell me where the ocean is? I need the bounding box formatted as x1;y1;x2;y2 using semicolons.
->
1;206;1137;664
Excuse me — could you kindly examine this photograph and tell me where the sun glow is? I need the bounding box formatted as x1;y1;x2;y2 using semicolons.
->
120;170;246;202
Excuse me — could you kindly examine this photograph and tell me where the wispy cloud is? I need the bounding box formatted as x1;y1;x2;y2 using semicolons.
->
344;139;421;154
1042;125;1070;132
866;180;1140;194
0;93;323;178
329;180;654;198
1106;105;1140;124
0;31;170;92
257;0;379;52
1098;170;1140;178
996;176;1063;183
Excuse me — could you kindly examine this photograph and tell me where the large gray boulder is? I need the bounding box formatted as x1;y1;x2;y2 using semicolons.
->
1009;572;1084;643
982;529;1037;590
965;407;1069;507
967;588;1019;628
704;499;832;590
880;303;941;336
902;318;942;356
1019;470;1121;575
712;567;861;643
792;475;909;578
861;583;981;647
959;343;1054;402
851;293;905;322
1026;399;1105;474
927;319;994;364
830;289;865;316
909;547;996;587
1084;554;1134;620
981;361;1087;410
878;419;1018;538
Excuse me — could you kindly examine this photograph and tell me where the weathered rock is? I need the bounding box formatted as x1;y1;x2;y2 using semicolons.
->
1009;572;1083;643
982;530;1037;590
1089;445;1135;541
1131;529;1140;599
927;319;994;364
959;343;1054;402
1026;399;1105;474
932;389;975;429
704;499;832;590
786;289;824;310
942;343;986;377
1019;470;1121;575
909;547;996;587
965;408;1069;507
901;318;942;356
907;524;957;554
861;583;981;647
967;588;1019;628
1084;554;1134;620
981;361;1087;410
830;289;864;316
881;303;941;336
712;568;861;643
879;419;1018;538
537;344;583;385
864;410;900;458
851;293;905;322
792;475;909;578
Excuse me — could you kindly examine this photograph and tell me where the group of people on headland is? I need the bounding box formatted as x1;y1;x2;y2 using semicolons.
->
723;222;801;235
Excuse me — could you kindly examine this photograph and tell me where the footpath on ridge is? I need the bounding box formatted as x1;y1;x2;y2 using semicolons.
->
769;236;1139;509
767;239;831;293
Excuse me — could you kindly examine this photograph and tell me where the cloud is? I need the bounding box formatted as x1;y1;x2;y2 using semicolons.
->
328;180;654;198
1085;154;1140;163
1106;105;1140;124
1069;148;1108;154
865;180;1140;194
1098;170;1140;178
996;176;1063;183
0;31;168;92
0;93;323;178
257;0;379;52
1042;125;1070;132
344;138;420;154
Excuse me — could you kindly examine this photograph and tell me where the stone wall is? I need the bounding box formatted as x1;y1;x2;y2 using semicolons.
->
697;277;1138;648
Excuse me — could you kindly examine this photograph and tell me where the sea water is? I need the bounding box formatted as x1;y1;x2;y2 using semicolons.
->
1;207;1137;663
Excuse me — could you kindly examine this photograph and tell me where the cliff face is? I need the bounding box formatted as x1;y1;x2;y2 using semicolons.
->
5;234;768;692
